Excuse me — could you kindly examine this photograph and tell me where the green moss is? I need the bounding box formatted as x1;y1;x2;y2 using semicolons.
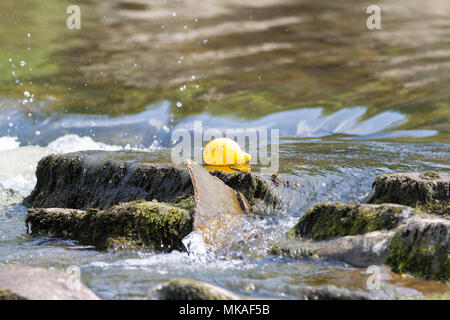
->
385;233;449;282
288;202;408;241
0;289;27;300
421;293;450;300
369;173;449;216
269;241;317;259
414;203;450;217
26;200;194;251
167;194;195;212
420;172;441;180
211;171;278;214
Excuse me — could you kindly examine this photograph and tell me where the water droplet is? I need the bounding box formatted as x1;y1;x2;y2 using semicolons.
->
20;61;26;67
176;101;182;108
172;12;177;17
202;39;208;44
24;91;30;97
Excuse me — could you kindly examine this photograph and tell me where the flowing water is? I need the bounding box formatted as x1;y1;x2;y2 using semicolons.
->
0;0;449;299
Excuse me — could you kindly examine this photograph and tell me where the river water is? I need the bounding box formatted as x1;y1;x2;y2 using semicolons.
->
0;0;449;299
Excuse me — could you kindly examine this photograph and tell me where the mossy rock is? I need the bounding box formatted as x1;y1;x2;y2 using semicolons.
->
154;278;369;300
385;217;450;282
0;289;27;300
154;278;240;300
211;171;277;211
269;241;317;259
26;200;193;251
270;231;392;267
288;202;414;241
23;151;194;210
368;172;450;215
23;151;281;214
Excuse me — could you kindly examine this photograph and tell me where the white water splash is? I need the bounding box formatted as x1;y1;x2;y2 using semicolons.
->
0;134;158;198
0;136;20;151
182;231;208;257
46;135;123;153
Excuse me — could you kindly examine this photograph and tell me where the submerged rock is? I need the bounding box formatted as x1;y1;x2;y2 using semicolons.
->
26;200;193;251
368;172;450;215
385;217;449;282
154;279;241;300
290;286;370;300
274;202;449;278
0;264;99;300
288;202;414;241
153;278;370;300
270;231;393;267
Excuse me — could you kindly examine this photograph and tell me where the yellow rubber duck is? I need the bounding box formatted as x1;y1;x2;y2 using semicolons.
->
203;138;251;165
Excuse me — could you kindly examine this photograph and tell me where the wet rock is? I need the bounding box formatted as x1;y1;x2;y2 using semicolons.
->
211;171;281;214
154;278;370;300
154;278;241;300
421;293;450;300
368;172;450;215
385;217;449;282
23;151;280;214
25;159;257;252
288;202;414;241
26;200;193;251
289;285;370;300
0;264;99;300
24;151;194;210
187;160;255;250
270;231;393;267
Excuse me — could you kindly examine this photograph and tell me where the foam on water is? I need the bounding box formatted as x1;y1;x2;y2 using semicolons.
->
0;134;159;198
0;136;20;151
182;231;209;257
